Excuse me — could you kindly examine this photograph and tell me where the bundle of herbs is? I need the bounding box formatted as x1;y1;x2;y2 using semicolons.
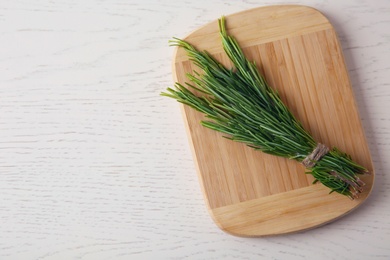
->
162;17;369;199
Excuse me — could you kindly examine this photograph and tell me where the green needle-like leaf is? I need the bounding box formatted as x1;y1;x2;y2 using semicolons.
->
162;16;369;199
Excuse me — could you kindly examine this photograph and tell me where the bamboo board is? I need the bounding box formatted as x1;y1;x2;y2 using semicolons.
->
172;5;374;236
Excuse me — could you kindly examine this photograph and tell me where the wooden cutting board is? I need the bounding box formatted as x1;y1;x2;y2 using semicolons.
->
172;5;374;236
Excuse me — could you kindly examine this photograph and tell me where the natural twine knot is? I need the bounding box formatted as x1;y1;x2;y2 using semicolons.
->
302;143;329;168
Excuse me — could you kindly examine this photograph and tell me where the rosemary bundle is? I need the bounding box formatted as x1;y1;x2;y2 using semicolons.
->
162;17;369;199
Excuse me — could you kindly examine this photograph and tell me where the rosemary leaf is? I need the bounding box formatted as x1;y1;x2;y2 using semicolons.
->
162;16;369;199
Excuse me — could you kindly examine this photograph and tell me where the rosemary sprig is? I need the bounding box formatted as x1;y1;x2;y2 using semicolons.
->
162;16;369;199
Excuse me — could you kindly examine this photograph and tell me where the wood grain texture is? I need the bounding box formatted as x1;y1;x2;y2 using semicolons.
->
173;5;374;236
0;0;389;259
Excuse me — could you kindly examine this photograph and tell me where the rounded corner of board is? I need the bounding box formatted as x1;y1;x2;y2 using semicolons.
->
207;185;372;236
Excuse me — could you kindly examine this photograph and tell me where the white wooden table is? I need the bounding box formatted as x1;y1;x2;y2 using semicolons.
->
1;1;389;259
